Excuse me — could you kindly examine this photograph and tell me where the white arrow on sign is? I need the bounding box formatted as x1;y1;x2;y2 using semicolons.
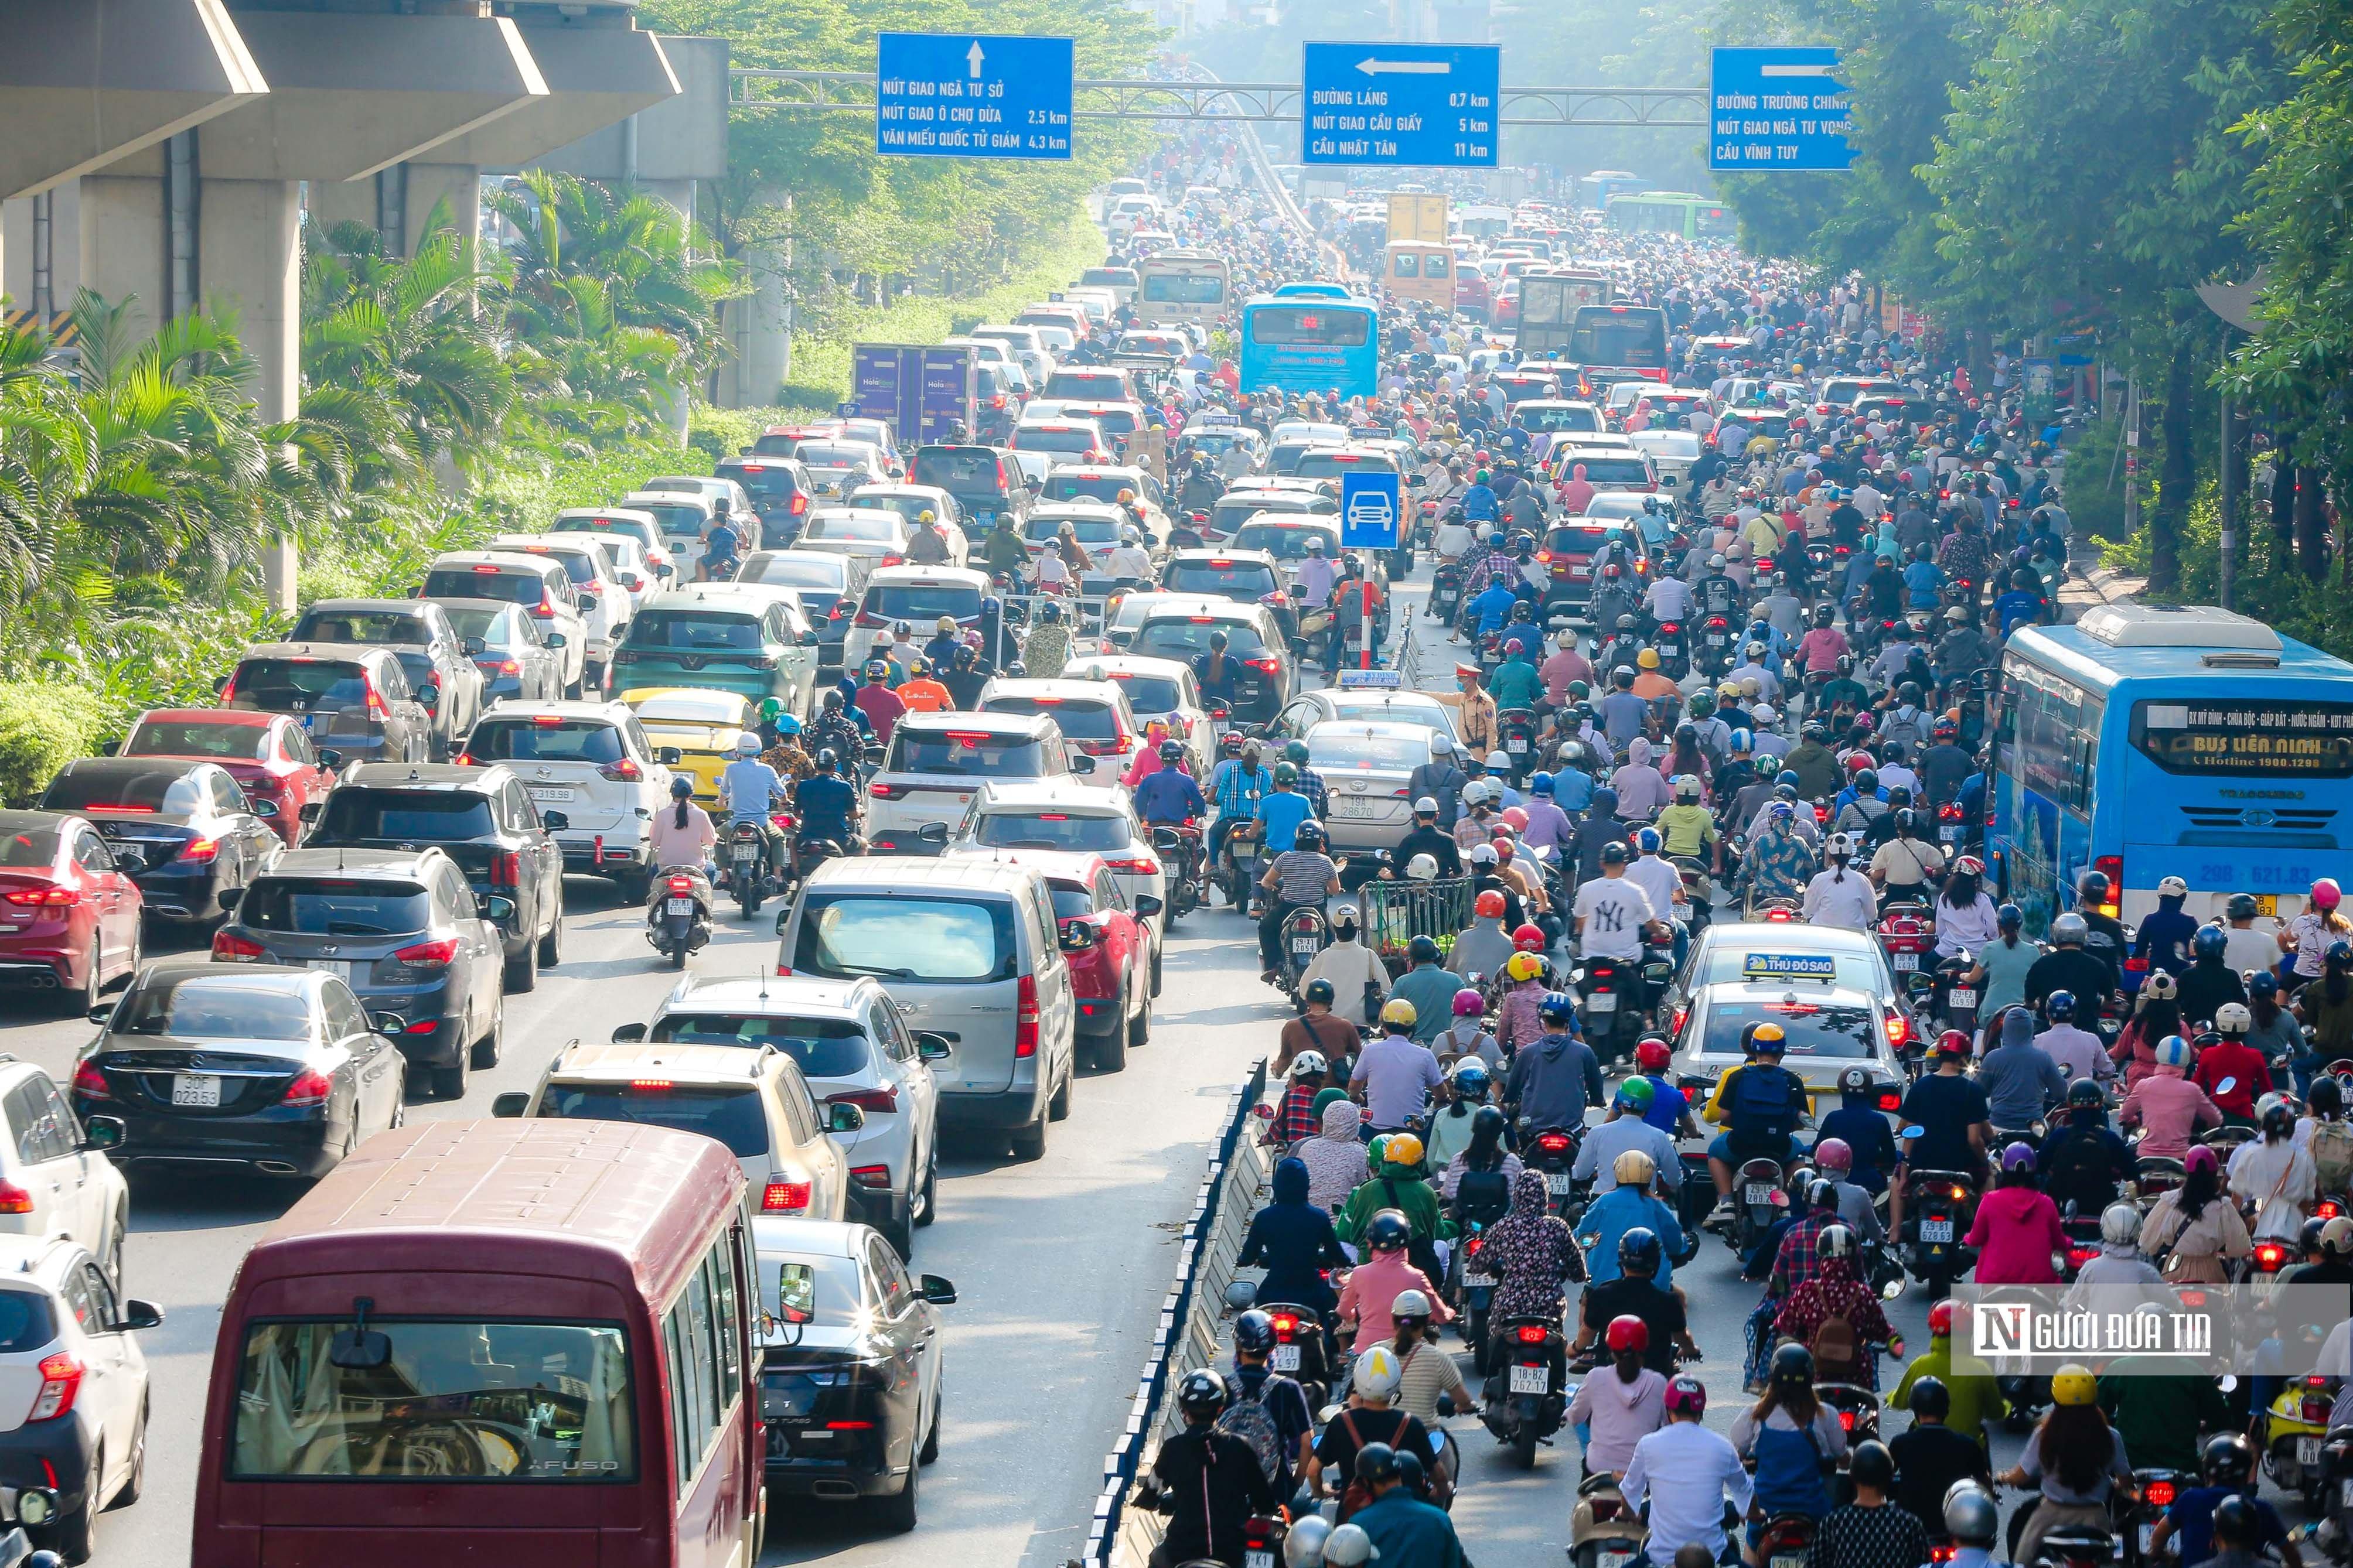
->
1758;62;1837;77
1355;57;1450;76
966;40;985;76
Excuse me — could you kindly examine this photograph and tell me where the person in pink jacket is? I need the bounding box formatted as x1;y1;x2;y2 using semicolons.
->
2117;1036;2222;1159
1965;1142;2067;1283
1566;1316;1669;1477
1335;1234;1452;1345
2108;982;2182;1091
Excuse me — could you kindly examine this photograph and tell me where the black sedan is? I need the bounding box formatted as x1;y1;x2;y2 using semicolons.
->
752;1217;955;1532
70;958;407;1178
37;757;281;922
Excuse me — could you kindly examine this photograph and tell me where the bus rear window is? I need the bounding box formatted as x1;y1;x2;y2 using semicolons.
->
1566;307;1669;367
1143;272;1227;305
1247;308;1370;346
231;1320;635;1481
2130;699;2353;778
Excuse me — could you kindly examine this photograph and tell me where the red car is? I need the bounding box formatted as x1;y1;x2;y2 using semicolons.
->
0;809;145;1010
952;848;1154;1072
113;708;337;845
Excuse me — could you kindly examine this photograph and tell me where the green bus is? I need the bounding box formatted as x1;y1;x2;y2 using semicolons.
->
1603;191;1739;242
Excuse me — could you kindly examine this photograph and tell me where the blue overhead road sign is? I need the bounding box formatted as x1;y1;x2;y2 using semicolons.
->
1301;42;1499;169
1709;46;1854;172
876;33;1072;160
1339;470;1401;551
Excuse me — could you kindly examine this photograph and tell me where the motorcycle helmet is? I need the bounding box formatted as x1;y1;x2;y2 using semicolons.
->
2078;868;2112;904
1379;996;1420;1031
2320;1214;2353;1262
2249;969;2280;999
1291;1050;1329;1079
1612;1147;1656;1186
2157;874;2191;899
1996;902;2023;931
1322;1524;1377;1567
669;776;694;799
2000;1141;2037;1173
1663;1375;1707;1416
1944;1483;1999;1547
2225;892;2260;921
1353;1345;1404;1401
815;746;840;773
1538;991;1577;1025
1818;1223;1857;1261
1506;951;1544;982
1363;1210;1412;1254
1768;1342;1816;1392
2042;988;2078;1023
2314;877;2343;912
1805;1177;1839;1212
1389;1289;1432;1327
1837;1065;1874;1100
1295;821;1326;850
1157;738;1186;763
1776;769;1802;791
2099;1201;2141;1248
1273;761;1300;787
2185;1143;2220;1177
1636;1037;1672;1072
1474;889;1508;920
1406;854;1440;881
1605;1314;1650;1354
1813;1137;1852;1173
1233;1309;1277;1355
1849;1439;1895;1492
1618;1227;1663;1277
736;732;765;757
1742;1020;1788;1056
1285;1518;1334;1568
1529;772;1555;797
1302;978;1337;1007
2260;1095;2296;1137
2193;924;2228;962
1176;1368;1230;1418
1452;989;1485;1019
1513;924;1547;952
1825;832;1855;858
1928;1299;1958;1338
2311;1076;2345;1116
1450;1060;1491;1101
2051;1362;2097;1406
1635;826;1662;855
2065;1077;2103;1111
1904;1374;1951;1423
2154;1034;2192;1070
2216;1000;2256;1037
2145;969;2179;1000
1219;731;1246;757
2200;1430;2255;1490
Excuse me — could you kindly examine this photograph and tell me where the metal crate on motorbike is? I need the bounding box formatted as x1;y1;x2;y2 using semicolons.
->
1363;876;1477;975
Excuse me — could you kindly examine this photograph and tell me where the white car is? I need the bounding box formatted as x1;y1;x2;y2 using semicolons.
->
0;1062;131;1287
796;439;892;500
974;675;1145;781
1300;719;1434;853
969;324;1054;387
565;532;658;617
623;973;945;1258
864;709;1099;854
844;565;989;672
0;1235;158;1556
617;488;719;566
420;549;589;695
1057;653;1215;776
486;534;633;682
841;484;971;563
1009;418;1111;471
955;778;1169;984
458;700;677;897
637;473;753;519
550;505;677;586
794;507;913;566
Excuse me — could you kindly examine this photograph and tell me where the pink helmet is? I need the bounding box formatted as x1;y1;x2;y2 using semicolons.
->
1452;989;1485;1019
1501;807;1530;833
2184;1145;2219;1177
1813;1137;1852;1173
1663;1375;1707;1416
2314;879;2342;913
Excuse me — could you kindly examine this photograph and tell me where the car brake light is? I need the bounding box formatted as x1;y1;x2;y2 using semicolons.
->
1102;856;1160;875
762;1180;813;1212
393;937;458;968
490;850;521;888
1884;1012;1909;1049
828;1087;899;1113
178;836;219;865
212;930;266;962
0;1182;32;1217
1246;657;1281;677
1015;972;1040;1058
530;598;555;619
1515;1324;1549;1345
599;758;643;783
28;1352;81;1422
2;887;77;907
869;780;899;799
360;678;391;725
850;1164;892;1188
281;1067;333;1108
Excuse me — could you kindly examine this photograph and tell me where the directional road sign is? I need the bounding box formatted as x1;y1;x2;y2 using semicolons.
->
1708;46;1854;172
1301;42;1499;169
876;33;1073;160
1338;470;1401;551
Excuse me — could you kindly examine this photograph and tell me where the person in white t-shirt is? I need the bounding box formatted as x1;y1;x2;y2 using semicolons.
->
1802;834;1880;930
1624;831;1686;931
1574;843;1666;962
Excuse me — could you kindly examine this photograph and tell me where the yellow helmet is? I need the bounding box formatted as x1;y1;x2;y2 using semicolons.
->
1380;997;1419;1029
1506;951;1544;982
1117;488;1137;503
1612;1149;1656;1187
2051;1364;2098;1406
918;509;936;523
1637;648;1660;669
1384;1132;1425;1168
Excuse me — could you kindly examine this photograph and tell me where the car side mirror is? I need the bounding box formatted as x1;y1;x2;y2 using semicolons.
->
799;628;820;647
1907;972;1935;996
916;1033;952;1062
99;740;121;757
1059;920;1096;952
541;809;570;831
1134;895;1164;919
86;1002;115;1026
214;885;240;910
492;1091;531;1119
462;637;486;656
1641;961;1673;986
920;1275;959;1305
657;746;684;766
250;799;278;818
1151;826;1182;853
212;674;230;694
81;1115;124;1150
119;1299;163;1332
774;908;791;936
1069;754;1096;776
545;633;567;649
298;801;323;825
828;1102;867;1133
482;895;516;923
417;686;439;709
369;1012;407;1036
609;1023;650;1045
916;821;950;846
316;749;343;771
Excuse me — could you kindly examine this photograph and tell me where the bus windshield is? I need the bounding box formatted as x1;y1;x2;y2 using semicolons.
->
1566;306;1669;368
1141;271;1227;305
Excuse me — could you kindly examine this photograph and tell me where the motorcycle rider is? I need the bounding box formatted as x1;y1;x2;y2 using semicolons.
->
1565;1316;1669;1480
2035;1080;2136;1215
1892;1300;2006;1454
2023;913;2114;1017
1703;1020;1810;1222
1730;1345;1847;1559
1574;1082;1683;1198
1978;1007;2068;1135
1620;1377;1751;1567
1349;1439;1468;1566
2031;991;2109;1084
1578;1149;1690;1289
1736;801;1819;911
2131;873;2201;978
2144;1434;2300;1568
1447;889;1516;984
1133;736;1208;832
1255;817;1340;983
1335;1203;1452;1345
1473;1168;1584;1378
1655;774;1723;876
2119;1034;2224;1159
1503;992;1605;1136
1800;832;1878;928
2061;1202;2168;1307
647;774;717;880
1888;1379;1994;1538
1808;1137;1887;1246
716;733;790;886
1301;908;1393;1029
1141;1369;1280;1568
1407;732;1471;829
2177;923;2250;1028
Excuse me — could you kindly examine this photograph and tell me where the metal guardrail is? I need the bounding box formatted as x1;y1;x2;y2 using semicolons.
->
1080;1058;1271;1568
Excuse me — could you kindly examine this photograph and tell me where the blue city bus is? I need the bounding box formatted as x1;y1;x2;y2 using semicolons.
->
1239;292;1379;399
1989;604;2353;937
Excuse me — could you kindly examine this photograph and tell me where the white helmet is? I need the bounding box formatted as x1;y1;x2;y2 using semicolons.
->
1462;780;1492;805
1709;552;1727;568
1324;1523;1379;1566
1675;774;1702;801
1285;1517;1334;1568
1353;1343;1403;1400
2214;1002;2252;1035
1485;750;1511;771
2157;874;2190;898
1291;1050;1328;1078
1330;902;1360;928
1826;832;1855;857
2099;1201;2140;1248
1413;795;1440;814
1406;853;1440;880
1428;733;1455;755
1557;627;1580;648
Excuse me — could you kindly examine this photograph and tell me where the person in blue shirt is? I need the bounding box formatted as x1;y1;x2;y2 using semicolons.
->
1461;469;1499;524
1633;1039;1699;1139
1132;740;1207;826
1902;545;1946;610
790;750;858;852
1253;763;1315;853
1467;577;1519;637
718;733;790;875
1577;1150;1688;1288
1992;568;2045;636
1813;1067;1902;1196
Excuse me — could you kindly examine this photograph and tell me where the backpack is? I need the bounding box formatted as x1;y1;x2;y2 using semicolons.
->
1215;1383;1283;1487
1730;1061;1802;1140
2039;1128;2112;1201
2309;1118;2353;1195
1805;1302;1864;1385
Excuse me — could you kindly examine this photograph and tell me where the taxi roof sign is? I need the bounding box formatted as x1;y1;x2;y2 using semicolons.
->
1742;953;1837;981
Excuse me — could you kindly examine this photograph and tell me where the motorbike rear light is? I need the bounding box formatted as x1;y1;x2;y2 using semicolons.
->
393;937;459;968
2318;1198;2342;1218
1837;1408;1854;1431
281;1068;334;1108
1515;1324;1549;1345
2068;1246;2099;1268
2;887;76;907
1877;1089;1902;1112
1015;972;1039;1058
70;1061;110;1100
2255;1242;2287;1271
212;930;267;962
828;1087;899;1113
1766;907;1795;922
761;1180;813;1212
666;875;697;894
490;850;521;889
1535;1132;1571;1153
2143;1480;2175;1508
1270;1313;1298;1342
2092;856;2123;918
27;1352;82;1422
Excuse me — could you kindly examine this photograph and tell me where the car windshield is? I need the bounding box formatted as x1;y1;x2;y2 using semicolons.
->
848;494;940;527
1102;672;1182;714
865;583;981;621
1306;732;1428;771
227;658;374;708
231;1320;633;1482
0;819;61;869
912;448;1007;494
289;610;427;645
633;502;711;535
1164;559;1278;596
1516;406;1600;434
647;1013;871;1079
1700;998;1878;1058
316;791;494;841
536;1082;770;1156
1693;946;1881;993
794;896;1015;983
465;719;626;766
41;768;207;814
1229;524;1334;561
625;612;763;652
740;555;841;589
1131;619;1264;658
114;975;315;1039
973;811;1130;852
123;720;271;762
891;728;1049;777
421;569;544;606
238;878;432;937
982;696;1115;740
807;513;901;542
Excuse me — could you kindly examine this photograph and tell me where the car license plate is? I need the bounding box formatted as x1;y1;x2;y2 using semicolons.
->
1948;988;1978;1009
1745;1183;1774;1204
1547;1171;1574;1194
2300;1436;2323;1467
1509;1364;1550;1394
528;785;575;803
1894;951;1918;972
1586;991;1617;1013
306;959;356;983
1333;798;1379;819
173;1075;223;1108
666;897;696;915
1922;1218;1955;1242
1508;736;1528;754
1464;1273;1495;1288
1271;1344;1300;1372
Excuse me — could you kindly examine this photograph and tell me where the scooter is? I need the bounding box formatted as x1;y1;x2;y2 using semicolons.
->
1697;614;1735;678
1653;620;1690;681
725;820;777;918
1431;561;1464;622
645;866;714;969
2119;1469;2181;1566
2261;1373;2341;1514
1817;1380;1881;1443
1527;1127;1583;1217
1728;1156;1789;1255
1242;1514;1286;1568
1875;901;1935;985
1481;1314;1568;1468
1150;823;1205;923
1568;1471;1649;1568
1450;1169;1513;1372
1277;904;1331;998
1905;1164;1980;1299
1220;821;1263;911
1573;953;1648;1065
1498;708;1539;781
1754;1512;1817;1568
2314;1427;2353;1566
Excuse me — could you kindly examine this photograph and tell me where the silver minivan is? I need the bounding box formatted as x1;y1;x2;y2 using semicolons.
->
775;859;1076;1162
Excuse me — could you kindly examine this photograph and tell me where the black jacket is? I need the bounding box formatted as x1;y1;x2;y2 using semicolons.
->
1150;1425;1279;1566
1396;825;1464;878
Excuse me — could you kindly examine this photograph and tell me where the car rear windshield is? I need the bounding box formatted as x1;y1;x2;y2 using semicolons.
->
231;1320;633;1482
912;447;1008;494
289;610;428;645
239;877;432;937
794;895;1015;983
864;582;982;621
316;790;495;841
625;612;763;652
1132;619;1264;658
983;696;1116;740
1164;558;1278;596
796;443;870;470
1012;427;1099;455
123;720;271;762
1043;474;1142;505
720;464;802;500
422;568;547;606
974;811;1130;853
1700;997;1877;1058
227;658;374;709
1544;527;1611;554
1024;515;1119;544
0;819;61;869
1045;373;1127;398
41;767;207;814
1229;524;1332;561
1307;732;1428;771
633;501;711;535
741;555;841;590
437;604;514;644
537;1082;770;1157
114;973;315;1039
1562;457;1652;486
1693;948;1881;992
507;548;596;586
465;718;626;766
1292;452;1396;480
891;727;1050;777
0;1292;57;1355
1516;405;1600;435
1102;672;1182;714
649;1013;871;1080
807;513;900;542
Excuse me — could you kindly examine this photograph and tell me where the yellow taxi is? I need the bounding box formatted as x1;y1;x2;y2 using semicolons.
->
617;686;759;805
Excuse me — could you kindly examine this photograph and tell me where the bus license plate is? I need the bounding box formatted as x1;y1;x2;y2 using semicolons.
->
1548;1172;1575;1194
1922;1218;1955;1242
1586;992;1617;1013
666;897;696;916
1508;736;1528;753
1509;1364;1550;1395
1271;1345;1300;1372
173;1075;223;1108
1894;951;1918;972
1948;988;1977;1009
1745;1183;1774;1205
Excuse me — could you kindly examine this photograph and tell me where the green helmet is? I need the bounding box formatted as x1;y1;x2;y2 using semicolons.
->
1284;740;1311;765
1273;761;1300;785
758;696;783;720
1688;690;1716;717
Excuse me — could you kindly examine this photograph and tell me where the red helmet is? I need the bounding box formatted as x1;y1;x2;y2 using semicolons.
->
1636;1038;1672;1072
1512;924;1546;952
1606;1315;1650;1354
1936;1029;1972;1058
1928;1300;1956;1338
1475;890;1507;920
1663;1375;1707;1416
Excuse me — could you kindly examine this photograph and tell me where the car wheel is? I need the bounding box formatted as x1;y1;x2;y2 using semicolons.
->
503;936;538;993
1048;1065;1072;1121
63;940;102;1017
616;865;652;904
1094;995;1129;1074
1128;993;1151;1052
48;1443;96;1562
913;1147;937;1228
1010;1112;1048;1162
875;1447;918;1533
919;1386;942;1465
470;999;503;1072
432;1053;468;1101
110;1399;146;1509
882;1210;915;1263
104;1211;125;1293
537;896;563;967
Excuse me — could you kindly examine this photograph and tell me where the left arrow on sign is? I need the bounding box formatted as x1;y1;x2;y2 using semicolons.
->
1355;57;1450;76
966;40;985;76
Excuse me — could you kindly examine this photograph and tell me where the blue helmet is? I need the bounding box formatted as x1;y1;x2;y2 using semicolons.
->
1730;728;1754;753
1592;787;1618;815
1775;769;1801;790
1538;990;1578;1024
2192;924;2228;961
1996;902;2023;930
2045;989;2075;1022
773;713;803;736
1529;771;1554;797
1636;826;1662;854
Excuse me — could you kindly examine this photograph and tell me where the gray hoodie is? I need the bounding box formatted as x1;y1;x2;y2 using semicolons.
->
1505;1030;1605;1132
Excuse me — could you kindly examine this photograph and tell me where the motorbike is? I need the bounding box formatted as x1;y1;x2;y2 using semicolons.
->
1675;859;1715;940
644;866;714;969
1481;1314;1568;1468
1432;561;1464;622
1935;800;1972;855
1816;1380;1881;1443
1568;1471;1648;1568
1219;821;1263;911
1653;620;1690;681
1697;614;1735;678
1932;954;1982;1040
1276;904;1332;999
1875;901;1935;986
1150;824;1205;923
1527;1126;1583;1217
1450;1169;1513;1372
2120;1470;2181;1567
2059;1210;2104;1282
1261;1301;1333;1409
1728;1154;1789;1255
725;819;779;918
1498;708;1539;781
2133;1153;2185;1203
1746;893;1803;924
1754;1512;1817;1568
2261;1373;2341;1513
1904;1164;1979;1299
1573;953;1650;1065
2315;1428;2353;1566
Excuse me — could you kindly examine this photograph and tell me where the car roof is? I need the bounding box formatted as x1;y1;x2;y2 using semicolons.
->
637;586;781;616
802;856;1042;894
622;689;753;721
0;1234;79;1286
661;973;875;1018
1699;921;1881;956
943;846;1111;887
428;550;564;573
972;779;1127;812
897;709;1056;737
337;762;509;791
473;698;634;721
1303;718;1431;740
1169;547;1279;565
550;1041;783;1087
866;565;988;586
1136;601;1266;624
302;597;431;616
1060;653;1195;685
134;707;275;728
981;677;1123;701
555;507;660;525
265;845;444;877
236;641;397;665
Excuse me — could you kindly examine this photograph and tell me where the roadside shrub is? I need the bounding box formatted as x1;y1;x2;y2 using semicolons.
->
0;681;118;807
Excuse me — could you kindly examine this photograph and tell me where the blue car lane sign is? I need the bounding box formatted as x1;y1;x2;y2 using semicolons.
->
1339;470;1401;551
1741;952;1838;981
877;33;1073;160
1301;42;1499;169
1709;46;1854;171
